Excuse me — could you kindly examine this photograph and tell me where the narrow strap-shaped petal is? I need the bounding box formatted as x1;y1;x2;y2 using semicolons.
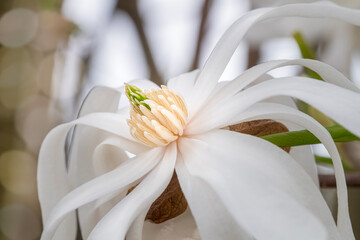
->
224;102;354;238
189;7;271;118
261;95;319;185
140;209;200;240
179;132;339;240
68;85;125;189
77;137;134;237
41;86;123;240
40;148;164;240
187;77;360;137
206;58;360;109
290;145;318;185
38;112;148;238
92;137;130;177
176;155;254;240
93;137;149;177
66;86;147;239
190;2;360;119
126;210;148;240
166;69;200;106
88;142;177;240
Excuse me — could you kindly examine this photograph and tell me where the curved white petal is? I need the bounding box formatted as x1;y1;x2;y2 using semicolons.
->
188;7;272;118
189;2;360;119
188;77;360;137
166;69;200;107
80;137;132;235
38;111;148;239
126;209;148;240
179;131;339;240
219;102;354;239
92;138;129;177
176;155;253;240
40;148;164;240
127;207;199;240
66;86;125;238
44;86;123;240
88;142;177;240
206;59;360;110
141;209;199;240
72;82;150;238
80;137;150;237
263;95;319;185
68;86;126;187
290;145;317;183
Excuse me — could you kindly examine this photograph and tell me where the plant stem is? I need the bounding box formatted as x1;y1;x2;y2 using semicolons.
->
293;31;322;80
261;124;360;147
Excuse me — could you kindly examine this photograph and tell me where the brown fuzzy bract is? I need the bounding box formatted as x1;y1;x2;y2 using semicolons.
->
145;172;188;223
228;119;291;152
127;172;187;224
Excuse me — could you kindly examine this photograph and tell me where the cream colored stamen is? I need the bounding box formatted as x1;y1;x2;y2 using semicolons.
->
126;85;188;147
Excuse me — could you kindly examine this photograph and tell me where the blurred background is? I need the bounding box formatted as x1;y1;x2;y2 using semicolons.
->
0;0;359;239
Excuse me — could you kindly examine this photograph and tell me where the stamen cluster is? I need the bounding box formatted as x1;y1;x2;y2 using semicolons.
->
126;84;188;147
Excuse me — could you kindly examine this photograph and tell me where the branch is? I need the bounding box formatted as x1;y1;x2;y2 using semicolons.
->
319;172;360;188
190;0;212;70
117;0;163;85
247;47;260;68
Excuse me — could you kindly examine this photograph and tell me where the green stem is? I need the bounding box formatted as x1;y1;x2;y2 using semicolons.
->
293;31;322;80
315;155;356;172
261;124;360;147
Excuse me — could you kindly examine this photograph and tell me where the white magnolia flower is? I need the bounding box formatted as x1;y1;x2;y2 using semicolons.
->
38;2;360;240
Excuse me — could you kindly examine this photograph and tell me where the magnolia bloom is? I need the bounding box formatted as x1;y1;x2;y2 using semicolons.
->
38;2;360;240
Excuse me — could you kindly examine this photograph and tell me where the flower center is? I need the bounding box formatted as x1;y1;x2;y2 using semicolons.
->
125;84;188;147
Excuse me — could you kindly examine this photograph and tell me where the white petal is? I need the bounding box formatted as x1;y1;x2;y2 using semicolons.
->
38;112;148;239
166;69;200;107
290;145;318;185
126;210;148;240
176;156;253;240
40;147;164;240
188;77;360;137
68;86;125;187
179;131;338;240
71;94;150;238
260;95;319;185
206;59;360;110
40;86;122;240
92;138;129;177
141;209;199;240
189;2;360;119
88;142;177;240
188;7;272;119
210;102;354;239
76;86;121;116
83;137;151;235
83;137;131;234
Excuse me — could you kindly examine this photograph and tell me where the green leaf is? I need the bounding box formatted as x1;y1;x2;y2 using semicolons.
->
293;31;322;81
315;155;356;172
261;124;360;147
39;0;59;10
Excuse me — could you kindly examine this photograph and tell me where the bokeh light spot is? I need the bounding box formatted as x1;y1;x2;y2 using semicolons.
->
0;150;37;195
0;9;38;48
15;95;62;153
0;204;41;240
